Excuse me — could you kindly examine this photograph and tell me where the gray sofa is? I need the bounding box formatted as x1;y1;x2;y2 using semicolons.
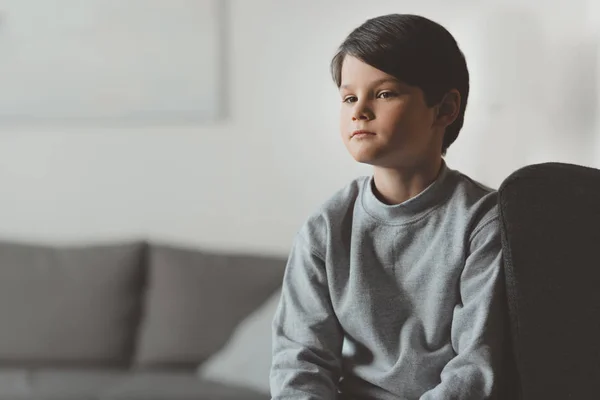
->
0;240;286;399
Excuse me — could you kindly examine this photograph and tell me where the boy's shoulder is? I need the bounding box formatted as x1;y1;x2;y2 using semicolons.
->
450;169;499;237
296;176;368;254
319;175;369;215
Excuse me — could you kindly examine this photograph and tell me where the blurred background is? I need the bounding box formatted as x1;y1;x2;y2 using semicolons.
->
0;1;599;397
0;0;599;255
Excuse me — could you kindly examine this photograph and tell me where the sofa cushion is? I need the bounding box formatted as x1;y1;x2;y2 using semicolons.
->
7;369;125;400
0;241;145;367
199;289;281;393
0;369;29;398
104;373;268;400
134;243;285;369
0;370;267;400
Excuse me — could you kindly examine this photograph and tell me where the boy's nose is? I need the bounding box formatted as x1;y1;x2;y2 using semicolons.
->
352;108;374;121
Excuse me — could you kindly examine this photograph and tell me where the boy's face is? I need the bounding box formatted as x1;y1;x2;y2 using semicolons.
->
339;56;444;169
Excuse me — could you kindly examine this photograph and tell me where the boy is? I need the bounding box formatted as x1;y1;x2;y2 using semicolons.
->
271;14;507;400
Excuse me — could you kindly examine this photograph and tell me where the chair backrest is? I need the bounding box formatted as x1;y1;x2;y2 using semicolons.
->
498;162;600;399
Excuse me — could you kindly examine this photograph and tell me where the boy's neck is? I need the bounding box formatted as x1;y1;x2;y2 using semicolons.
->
372;157;444;205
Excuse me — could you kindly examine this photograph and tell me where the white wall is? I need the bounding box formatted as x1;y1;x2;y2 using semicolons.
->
0;0;599;255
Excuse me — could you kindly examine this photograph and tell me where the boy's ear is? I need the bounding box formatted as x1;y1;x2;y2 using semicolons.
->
434;89;461;128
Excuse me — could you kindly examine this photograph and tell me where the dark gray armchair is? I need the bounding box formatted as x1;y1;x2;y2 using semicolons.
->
498;162;600;399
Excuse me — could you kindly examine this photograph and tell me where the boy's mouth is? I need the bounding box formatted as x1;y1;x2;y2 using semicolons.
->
351;130;376;138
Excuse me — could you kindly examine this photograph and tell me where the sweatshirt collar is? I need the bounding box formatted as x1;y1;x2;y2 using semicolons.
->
361;161;457;224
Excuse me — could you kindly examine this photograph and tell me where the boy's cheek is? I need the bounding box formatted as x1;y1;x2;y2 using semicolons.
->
339;120;350;140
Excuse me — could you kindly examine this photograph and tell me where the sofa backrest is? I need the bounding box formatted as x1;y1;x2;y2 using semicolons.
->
0;240;286;370
134;243;286;369
0;241;145;367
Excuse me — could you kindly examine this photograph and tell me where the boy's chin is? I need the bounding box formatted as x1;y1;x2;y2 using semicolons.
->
351;155;381;167
350;150;406;169
348;149;384;165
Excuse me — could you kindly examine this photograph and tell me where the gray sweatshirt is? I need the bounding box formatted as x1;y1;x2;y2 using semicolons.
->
270;162;506;400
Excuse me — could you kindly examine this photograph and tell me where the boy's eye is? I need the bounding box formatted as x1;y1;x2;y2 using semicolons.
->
343;96;357;104
377;91;397;99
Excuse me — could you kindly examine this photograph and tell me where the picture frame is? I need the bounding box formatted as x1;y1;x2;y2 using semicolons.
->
0;0;227;125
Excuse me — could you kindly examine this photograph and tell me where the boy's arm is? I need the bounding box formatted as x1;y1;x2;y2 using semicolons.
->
420;216;506;400
270;232;344;400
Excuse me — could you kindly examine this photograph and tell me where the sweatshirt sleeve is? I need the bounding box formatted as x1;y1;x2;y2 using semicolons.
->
419;216;506;400
270;232;344;400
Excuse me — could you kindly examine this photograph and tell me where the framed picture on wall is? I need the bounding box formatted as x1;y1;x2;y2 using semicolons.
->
0;0;227;124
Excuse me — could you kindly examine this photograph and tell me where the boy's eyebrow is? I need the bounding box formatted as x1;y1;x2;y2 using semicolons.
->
340;78;400;90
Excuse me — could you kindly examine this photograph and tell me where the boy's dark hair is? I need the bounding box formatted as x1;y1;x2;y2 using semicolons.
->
331;14;469;155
